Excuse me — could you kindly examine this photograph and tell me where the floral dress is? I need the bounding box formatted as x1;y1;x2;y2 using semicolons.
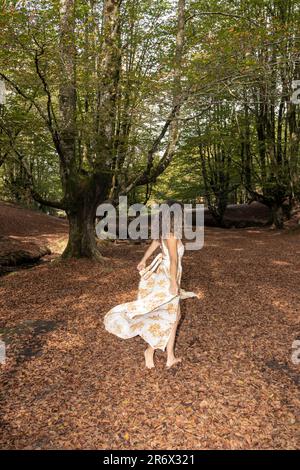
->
104;238;198;351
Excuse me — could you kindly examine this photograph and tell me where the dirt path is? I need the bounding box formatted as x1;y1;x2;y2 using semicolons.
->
0;225;299;449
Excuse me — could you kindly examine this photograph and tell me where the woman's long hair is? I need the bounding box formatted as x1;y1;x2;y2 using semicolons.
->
157;199;184;240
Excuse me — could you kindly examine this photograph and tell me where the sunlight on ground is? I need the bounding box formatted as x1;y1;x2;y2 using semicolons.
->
50;237;68;254
272;260;292;266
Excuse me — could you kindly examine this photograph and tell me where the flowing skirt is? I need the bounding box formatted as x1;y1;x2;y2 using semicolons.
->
104;256;197;351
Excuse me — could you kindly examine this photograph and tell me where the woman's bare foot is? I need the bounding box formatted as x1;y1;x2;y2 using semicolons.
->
166;356;182;368
144;347;155;369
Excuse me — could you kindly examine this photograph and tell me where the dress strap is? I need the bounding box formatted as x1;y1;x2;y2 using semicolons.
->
139;253;163;279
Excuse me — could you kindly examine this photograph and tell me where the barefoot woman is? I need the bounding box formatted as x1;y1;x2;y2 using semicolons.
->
104;201;198;369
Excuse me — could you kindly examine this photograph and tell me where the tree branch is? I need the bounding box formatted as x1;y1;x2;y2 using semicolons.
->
34;46;59;134
0;71;65;167
0;71;49;124
11;146;66;210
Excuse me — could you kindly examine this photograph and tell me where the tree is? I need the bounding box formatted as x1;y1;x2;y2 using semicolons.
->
169;0;300;227
0;0;187;257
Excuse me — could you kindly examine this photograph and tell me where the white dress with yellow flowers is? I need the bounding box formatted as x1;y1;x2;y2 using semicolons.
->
104;238;198;351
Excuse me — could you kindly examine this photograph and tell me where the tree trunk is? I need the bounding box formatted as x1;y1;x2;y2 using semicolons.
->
210;202;227;228
58;0;119;259
270;203;284;229
63;205;100;259
62;174;111;259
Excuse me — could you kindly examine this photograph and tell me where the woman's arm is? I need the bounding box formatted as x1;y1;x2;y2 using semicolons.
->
165;236;178;295
137;239;160;271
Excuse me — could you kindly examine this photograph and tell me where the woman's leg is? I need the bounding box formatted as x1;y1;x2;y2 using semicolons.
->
144;346;155;369
166;304;182;368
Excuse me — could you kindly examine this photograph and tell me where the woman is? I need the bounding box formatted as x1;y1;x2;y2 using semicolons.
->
104;201;198;369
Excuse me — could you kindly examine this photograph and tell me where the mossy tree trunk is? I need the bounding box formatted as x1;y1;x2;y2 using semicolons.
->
270;202;284;229
57;0;118;259
62;174;111;259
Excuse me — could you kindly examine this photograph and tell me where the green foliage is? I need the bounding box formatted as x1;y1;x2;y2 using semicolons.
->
0;0;299;228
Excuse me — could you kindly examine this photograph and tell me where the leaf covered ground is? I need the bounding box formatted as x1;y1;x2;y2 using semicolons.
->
0;204;299;449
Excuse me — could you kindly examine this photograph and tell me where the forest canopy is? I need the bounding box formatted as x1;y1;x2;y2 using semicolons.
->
0;0;299;257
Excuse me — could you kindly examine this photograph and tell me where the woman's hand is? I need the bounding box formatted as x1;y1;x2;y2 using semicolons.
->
169;279;179;295
137;260;146;271
137;240;160;272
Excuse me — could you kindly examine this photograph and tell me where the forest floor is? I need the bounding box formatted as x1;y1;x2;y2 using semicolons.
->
0;202;299;449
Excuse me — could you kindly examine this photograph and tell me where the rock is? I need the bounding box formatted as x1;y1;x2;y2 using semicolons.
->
0;237;51;267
